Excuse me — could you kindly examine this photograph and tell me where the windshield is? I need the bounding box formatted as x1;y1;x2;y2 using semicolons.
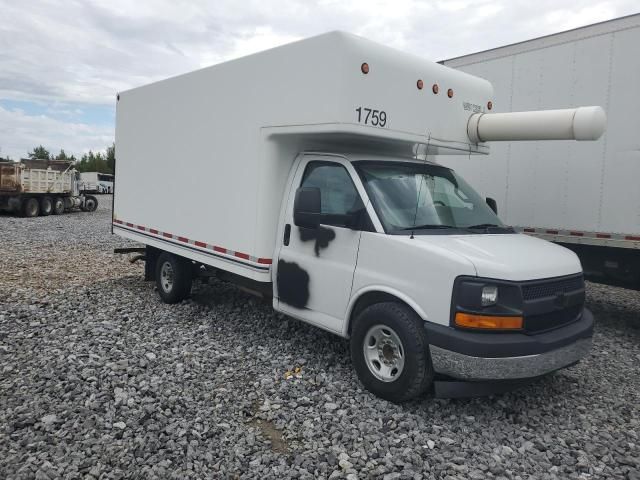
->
354;161;504;234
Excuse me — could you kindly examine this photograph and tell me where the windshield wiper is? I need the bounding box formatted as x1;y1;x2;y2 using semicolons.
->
467;223;501;229
466;223;514;232
402;224;456;230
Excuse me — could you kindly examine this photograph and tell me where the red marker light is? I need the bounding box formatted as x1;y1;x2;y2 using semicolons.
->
417;79;424;90
361;62;369;74
432;84;439;94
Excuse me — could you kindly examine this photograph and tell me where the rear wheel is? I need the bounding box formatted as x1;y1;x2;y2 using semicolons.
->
350;302;434;403
155;252;193;304
40;197;53;216
52;197;65;215
22;198;40;217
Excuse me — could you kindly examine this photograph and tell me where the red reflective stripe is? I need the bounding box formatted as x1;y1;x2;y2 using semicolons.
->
626;235;640;241
117;221;270;264
569;231;584;237
596;233;611;239
523;228;535;233
546;229;559;234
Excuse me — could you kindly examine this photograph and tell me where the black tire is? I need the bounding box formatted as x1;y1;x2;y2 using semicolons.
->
52;197;65;215
350;302;434;403
155;252;193;304
40;197;53;216
83;195;98;212
22;197;40;218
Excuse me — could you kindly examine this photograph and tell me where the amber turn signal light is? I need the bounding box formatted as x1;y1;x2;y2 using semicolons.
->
454;312;523;330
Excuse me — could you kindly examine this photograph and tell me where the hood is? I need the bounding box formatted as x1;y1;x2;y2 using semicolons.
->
413;233;582;281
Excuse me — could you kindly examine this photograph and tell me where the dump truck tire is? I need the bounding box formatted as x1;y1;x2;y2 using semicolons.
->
83;195;98;212
40;197;53;216
22;198;40;218
53;197;65;215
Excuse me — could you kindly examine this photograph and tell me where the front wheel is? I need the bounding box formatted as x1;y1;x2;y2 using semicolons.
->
82;195;98;212
350;302;434;403
155;252;193;304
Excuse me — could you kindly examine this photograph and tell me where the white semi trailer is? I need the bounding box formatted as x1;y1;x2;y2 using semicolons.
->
440;14;640;288
114;32;606;401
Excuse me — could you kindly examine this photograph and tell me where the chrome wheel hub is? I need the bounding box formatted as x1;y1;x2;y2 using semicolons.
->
363;325;405;382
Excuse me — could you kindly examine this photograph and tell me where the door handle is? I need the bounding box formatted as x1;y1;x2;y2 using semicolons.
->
283;224;291;246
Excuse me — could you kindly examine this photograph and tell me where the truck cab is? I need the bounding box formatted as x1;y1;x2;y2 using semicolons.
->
273;152;592;401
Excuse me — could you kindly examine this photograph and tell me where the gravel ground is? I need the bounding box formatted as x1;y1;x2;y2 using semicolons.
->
1;196;639;480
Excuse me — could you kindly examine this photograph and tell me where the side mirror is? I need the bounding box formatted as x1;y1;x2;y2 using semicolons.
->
294;187;321;229
486;197;498;214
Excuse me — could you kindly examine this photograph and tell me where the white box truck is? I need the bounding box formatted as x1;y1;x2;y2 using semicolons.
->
114;32;606;401
440;14;640;288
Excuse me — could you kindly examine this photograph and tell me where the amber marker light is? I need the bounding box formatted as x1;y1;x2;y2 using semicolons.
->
454;313;523;330
361;62;370;74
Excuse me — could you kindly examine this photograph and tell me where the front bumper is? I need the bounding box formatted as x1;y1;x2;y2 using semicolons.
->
425;308;594;381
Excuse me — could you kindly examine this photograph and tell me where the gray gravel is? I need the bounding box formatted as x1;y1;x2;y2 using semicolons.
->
1;196;639;479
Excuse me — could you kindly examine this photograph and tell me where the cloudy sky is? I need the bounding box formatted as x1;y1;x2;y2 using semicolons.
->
0;0;637;160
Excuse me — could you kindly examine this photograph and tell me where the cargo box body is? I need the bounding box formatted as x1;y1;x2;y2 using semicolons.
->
114;31;492;282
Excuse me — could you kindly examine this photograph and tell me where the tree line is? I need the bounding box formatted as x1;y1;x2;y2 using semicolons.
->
23;144;115;174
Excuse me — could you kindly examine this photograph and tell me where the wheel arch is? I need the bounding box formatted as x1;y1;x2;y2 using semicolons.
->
344;286;428;337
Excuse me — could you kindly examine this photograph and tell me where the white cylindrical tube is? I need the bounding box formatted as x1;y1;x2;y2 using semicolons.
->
467;106;606;143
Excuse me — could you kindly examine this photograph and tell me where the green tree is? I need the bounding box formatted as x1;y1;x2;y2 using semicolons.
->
105;143;115;174
55;149;71;161
28;145;51;160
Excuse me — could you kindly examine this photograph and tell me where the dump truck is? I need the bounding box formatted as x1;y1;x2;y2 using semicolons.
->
114;32;606;401
0;159;98;216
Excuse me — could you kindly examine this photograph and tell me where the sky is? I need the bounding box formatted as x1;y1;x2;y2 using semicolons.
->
0;0;638;160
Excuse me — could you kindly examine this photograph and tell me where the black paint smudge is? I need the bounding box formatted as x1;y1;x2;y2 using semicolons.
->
299;226;336;256
277;259;310;309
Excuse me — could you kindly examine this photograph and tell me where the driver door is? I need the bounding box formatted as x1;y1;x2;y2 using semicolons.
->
275;156;365;334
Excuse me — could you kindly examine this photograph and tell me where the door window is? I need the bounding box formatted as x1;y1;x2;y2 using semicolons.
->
300;162;362;225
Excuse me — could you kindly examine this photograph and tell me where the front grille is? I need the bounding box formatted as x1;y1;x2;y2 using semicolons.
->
525;304;583;333
522;275;584;301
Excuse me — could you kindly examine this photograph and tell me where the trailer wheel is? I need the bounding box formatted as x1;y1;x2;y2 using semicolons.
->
40;197;53;216
350;302;434;403
52;197;65;215
83;195;98;212
155;252;193;304
22;198;40;218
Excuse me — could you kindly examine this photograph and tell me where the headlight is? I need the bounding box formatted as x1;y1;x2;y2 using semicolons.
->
451;277;523;331
481;285;498;306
